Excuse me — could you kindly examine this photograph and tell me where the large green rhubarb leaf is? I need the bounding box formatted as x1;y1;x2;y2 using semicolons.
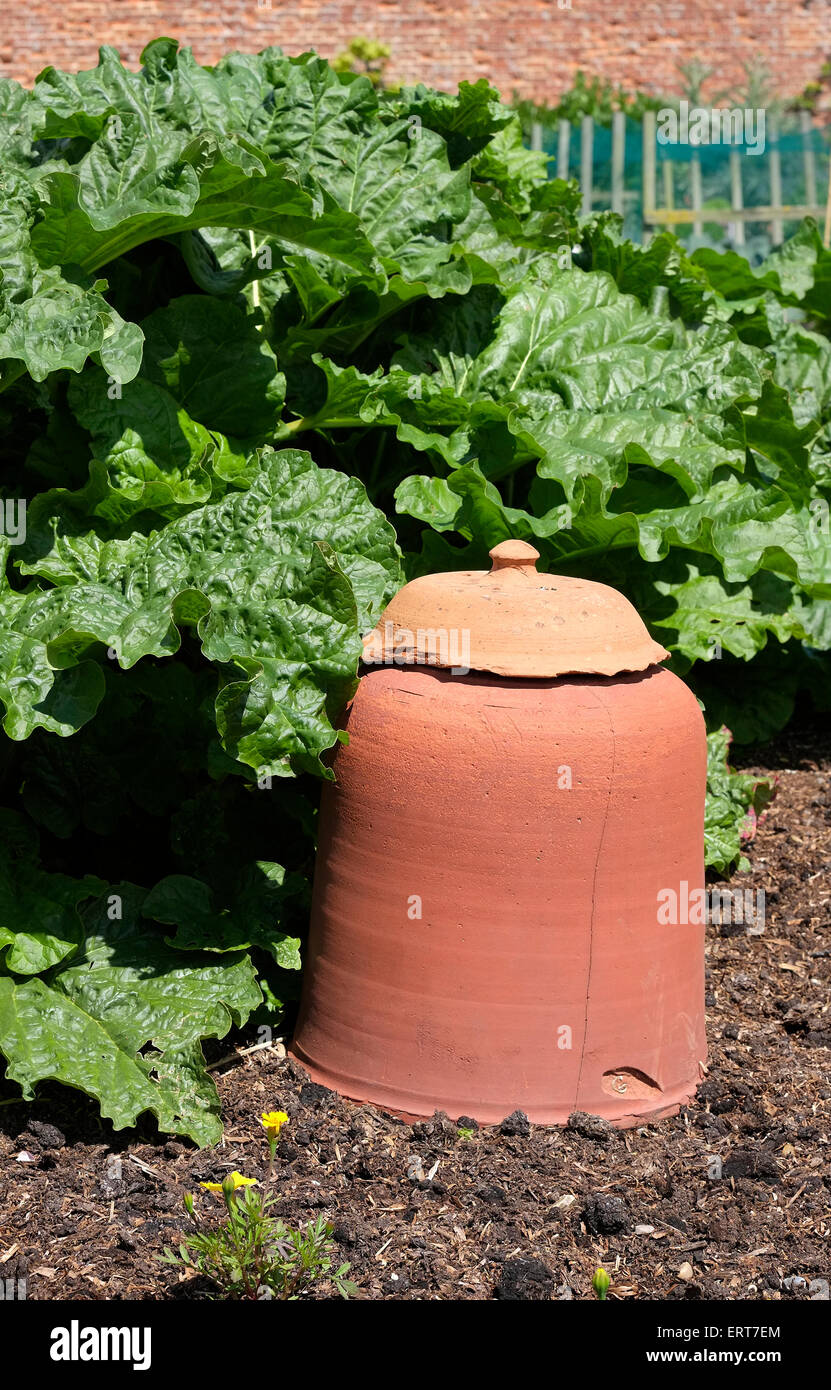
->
0;812;105;973
12;449;401;772
0;173;143;388
50;294;284;520
29;128;382;286
0;884;260;1144
144;861;303;967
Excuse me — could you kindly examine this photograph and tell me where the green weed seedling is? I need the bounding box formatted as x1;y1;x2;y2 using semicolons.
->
163;1174;356;1301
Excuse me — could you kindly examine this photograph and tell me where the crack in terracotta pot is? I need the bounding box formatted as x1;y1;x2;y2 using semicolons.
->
574;684;618;1114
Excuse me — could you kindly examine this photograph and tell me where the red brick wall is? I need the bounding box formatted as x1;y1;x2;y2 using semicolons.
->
1;0;830;103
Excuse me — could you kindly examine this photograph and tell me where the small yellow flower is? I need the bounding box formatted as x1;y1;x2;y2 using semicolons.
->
261;1110;289;1141
199;1171;258;1192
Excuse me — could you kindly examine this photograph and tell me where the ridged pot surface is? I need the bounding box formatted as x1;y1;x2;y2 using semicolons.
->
291;663;707;1126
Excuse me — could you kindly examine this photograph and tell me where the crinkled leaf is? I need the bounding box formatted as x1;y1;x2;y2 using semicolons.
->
0;885;261;1144
14;449;401;772
704;728;774;873
0;812;105;973
144;862;302;967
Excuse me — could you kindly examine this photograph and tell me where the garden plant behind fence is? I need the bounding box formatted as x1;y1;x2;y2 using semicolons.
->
531;109;831;257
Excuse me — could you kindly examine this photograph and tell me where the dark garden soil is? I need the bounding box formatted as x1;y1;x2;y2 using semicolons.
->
1;722;829;1302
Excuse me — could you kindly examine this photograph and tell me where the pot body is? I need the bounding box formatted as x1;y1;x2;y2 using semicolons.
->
291;663;707;1126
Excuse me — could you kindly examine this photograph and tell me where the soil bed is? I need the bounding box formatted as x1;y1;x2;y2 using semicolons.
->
1;723;829;1301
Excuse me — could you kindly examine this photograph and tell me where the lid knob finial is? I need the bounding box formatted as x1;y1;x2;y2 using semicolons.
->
489;539;540;574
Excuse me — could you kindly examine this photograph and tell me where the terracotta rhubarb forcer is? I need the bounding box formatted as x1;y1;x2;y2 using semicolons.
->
291;541;707;1126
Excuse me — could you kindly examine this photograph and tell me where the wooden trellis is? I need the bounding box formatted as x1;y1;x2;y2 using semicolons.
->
530;108;830;245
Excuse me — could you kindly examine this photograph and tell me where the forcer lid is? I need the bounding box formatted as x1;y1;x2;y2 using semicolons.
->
362;540;668;679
